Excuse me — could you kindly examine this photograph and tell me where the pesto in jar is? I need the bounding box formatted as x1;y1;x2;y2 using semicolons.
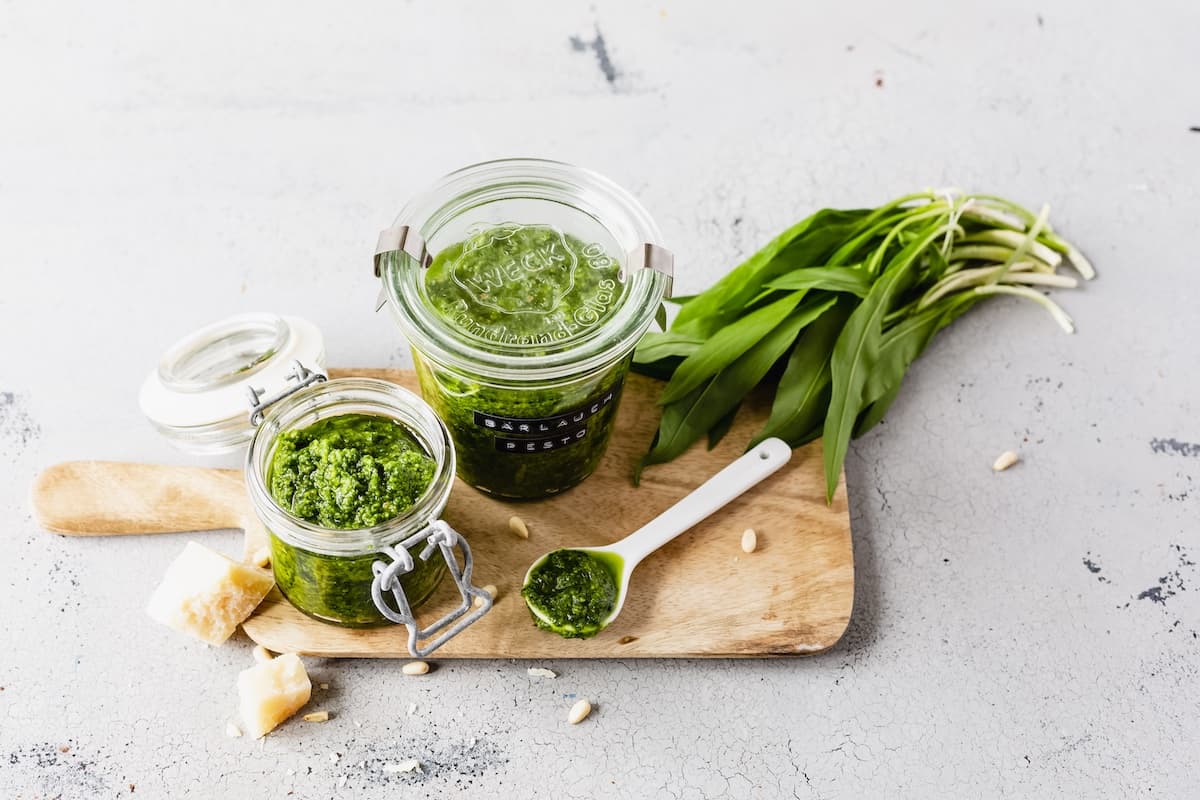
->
267;413;445;626
521;549;621;639
419;223;630;498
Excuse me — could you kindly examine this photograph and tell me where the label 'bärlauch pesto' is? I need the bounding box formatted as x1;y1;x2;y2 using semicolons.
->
267;413;445;626
418;223;632;498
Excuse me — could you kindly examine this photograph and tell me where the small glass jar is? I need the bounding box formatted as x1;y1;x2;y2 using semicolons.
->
377;158;672;499
244;378;456;626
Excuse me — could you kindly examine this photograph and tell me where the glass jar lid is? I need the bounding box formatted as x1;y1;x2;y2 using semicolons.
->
138;312;327;455
377;158;673;381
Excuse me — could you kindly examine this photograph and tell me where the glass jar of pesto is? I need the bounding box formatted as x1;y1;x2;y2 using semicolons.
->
245;378;490;646
376;159;673;499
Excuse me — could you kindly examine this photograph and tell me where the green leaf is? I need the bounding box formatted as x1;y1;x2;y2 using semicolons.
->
822;219;952;502
658;291;808;405
852;293;980;437
641;298;837;470
629;356;684;382
633;331;706;365
671;208;870;334
853;381;902;437
751;302;853;447
637;383;708;478
826;193;938;266
764;266;873;297
707;402;741;450
923;242;953;282
655;302;668;332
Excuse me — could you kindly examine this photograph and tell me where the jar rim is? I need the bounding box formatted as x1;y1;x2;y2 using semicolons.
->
380;158;669;382
244;378;456;556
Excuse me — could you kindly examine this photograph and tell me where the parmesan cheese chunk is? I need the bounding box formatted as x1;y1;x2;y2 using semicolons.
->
238;653;312;738
146;541;274;646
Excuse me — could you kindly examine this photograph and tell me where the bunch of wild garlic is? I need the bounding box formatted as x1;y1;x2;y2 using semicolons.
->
634;190;1093;500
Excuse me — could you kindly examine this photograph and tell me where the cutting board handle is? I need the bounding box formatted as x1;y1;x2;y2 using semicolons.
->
31;461;252;536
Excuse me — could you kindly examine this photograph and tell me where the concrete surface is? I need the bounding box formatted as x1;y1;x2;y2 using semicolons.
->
2;1;1198;797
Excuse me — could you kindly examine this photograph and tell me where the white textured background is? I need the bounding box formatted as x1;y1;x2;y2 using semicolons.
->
2;1;1198;797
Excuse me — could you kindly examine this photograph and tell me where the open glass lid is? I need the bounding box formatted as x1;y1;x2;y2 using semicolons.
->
139;313;327;454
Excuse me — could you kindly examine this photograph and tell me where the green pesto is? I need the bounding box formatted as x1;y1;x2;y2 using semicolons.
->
269;413;435;529
414;353;627;498
419;223;629;499
268;532;444;627
521;549;621;639
267;413;443;627
424;223;623;346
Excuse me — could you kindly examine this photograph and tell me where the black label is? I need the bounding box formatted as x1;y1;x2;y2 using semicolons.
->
474;381;623;455
495;426;590;453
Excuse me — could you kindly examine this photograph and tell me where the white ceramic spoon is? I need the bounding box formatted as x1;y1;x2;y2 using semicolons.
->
522;437;793;637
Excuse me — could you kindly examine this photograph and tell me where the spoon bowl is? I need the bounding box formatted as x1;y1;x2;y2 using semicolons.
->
523;546;627;637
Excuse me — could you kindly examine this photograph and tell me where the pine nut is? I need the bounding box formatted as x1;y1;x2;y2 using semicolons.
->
225;722;243;738
527;667;557;678
251;546;271;568
303;711;329;722
508;515;530;539
402;661;430;676
252;645;273;663
993;451;1019;471
568;698;592;724
741;528;758;553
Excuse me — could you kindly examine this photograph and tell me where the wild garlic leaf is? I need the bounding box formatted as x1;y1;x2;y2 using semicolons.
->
658;290;808;405
852;294;977;437
629;356;685;382
655;302;668;332
643;298;836;467
752;302;853;447
633;331;707;365
764;266;873;297
852;381;902;440
823;220;952;501
707;402;742;450
638;383;708;476
671;209;870;333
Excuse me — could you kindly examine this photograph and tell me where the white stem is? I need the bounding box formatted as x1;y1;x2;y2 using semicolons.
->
950;244;1059;271
959;203;1026;231
1066;244;1097;281
920;262;1040;308
974;284;1076;333
999;272;1078;289
960;230;1062;268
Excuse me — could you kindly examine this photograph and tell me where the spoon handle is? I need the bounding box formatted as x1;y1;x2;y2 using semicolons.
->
615;437;792;566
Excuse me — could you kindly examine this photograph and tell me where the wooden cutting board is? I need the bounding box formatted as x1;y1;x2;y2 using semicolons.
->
31;368;853;658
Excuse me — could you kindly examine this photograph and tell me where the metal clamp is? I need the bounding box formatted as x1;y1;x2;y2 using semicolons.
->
246;361;327;426
374;224;432;277
370;519;494;658
624;243;675;298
